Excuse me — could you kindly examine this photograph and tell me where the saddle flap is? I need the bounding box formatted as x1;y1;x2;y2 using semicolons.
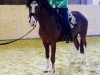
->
69;13;77;28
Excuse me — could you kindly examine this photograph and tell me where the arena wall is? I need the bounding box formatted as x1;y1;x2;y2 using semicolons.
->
0;5;100;40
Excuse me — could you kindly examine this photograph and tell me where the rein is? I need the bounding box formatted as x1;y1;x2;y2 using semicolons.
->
0;25;36;45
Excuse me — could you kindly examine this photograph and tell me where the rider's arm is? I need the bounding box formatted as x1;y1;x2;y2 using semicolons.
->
58;0;67;8
50;0;56;8
50;0;54;6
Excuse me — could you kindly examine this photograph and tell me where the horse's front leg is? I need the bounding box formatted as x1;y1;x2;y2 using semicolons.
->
43;41;50;73
51;43;56;74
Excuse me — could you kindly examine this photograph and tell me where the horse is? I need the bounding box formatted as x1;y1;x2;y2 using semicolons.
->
26;0;88;74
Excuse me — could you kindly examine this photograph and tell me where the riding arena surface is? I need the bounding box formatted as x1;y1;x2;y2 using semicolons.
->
0;36;99;75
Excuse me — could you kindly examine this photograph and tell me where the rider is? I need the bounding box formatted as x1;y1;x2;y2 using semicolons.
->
49;0;72;42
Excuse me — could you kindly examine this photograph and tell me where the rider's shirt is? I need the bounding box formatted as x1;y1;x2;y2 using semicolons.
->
49;0;68;8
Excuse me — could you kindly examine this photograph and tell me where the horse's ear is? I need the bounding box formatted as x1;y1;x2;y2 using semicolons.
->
26;0;33;7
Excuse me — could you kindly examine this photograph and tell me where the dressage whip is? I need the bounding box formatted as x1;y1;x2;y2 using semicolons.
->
0;25;36;45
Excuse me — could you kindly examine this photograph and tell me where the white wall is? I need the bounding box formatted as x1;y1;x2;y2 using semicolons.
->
93;0;100;5
0;5;100;40
69;5;100;36
87;0;93;4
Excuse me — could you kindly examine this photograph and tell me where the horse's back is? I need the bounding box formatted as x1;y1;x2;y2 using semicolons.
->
71;11;88;24
71;11;88;34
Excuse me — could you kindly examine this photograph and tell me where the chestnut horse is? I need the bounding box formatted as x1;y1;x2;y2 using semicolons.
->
26;0;88;74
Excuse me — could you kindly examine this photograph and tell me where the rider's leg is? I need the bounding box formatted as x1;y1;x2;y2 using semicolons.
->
59;8;72;42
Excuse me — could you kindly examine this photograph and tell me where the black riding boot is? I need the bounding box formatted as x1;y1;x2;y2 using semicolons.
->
65;21;73;43
66;34;73;43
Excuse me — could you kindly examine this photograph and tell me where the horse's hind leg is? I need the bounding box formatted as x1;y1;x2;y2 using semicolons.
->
71;34;79;64
82;45;87;65
43;41;50;72
80;34;87;65
51;43;56;74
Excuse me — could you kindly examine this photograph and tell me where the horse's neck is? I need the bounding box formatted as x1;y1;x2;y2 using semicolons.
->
40;9;49;19
38;8;58;29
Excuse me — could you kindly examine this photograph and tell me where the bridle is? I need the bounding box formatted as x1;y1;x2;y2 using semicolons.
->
29;13;38;23
28;1;39;23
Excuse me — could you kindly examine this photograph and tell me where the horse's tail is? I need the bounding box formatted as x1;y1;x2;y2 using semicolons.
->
80;40;84;54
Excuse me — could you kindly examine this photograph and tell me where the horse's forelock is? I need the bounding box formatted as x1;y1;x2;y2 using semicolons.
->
26;0;34;8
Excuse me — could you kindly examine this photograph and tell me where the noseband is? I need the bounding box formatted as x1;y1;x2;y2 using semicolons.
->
29;13;38;22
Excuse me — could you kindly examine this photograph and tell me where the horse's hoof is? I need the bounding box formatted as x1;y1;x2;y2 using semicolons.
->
50;73;55;75
71;62;75;64
43;67;49;73
50;71;55;75
70;60;76;64
82;61;86;65
43;70;48;73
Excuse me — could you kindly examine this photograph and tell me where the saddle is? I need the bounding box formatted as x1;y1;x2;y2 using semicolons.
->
56;12;77;30
69;13;77;28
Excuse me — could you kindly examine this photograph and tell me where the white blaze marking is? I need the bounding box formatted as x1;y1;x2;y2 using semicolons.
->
31;2;38;13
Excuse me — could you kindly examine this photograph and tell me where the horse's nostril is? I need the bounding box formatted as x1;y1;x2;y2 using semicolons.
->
29;20;30;23
31;24;34;26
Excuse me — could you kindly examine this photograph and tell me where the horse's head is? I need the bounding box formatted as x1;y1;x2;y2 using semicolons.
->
26;0;56;26
26;0;38;26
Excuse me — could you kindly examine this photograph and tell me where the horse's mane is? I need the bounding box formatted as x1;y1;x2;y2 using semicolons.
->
26;0;56;15
41;0;56;14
